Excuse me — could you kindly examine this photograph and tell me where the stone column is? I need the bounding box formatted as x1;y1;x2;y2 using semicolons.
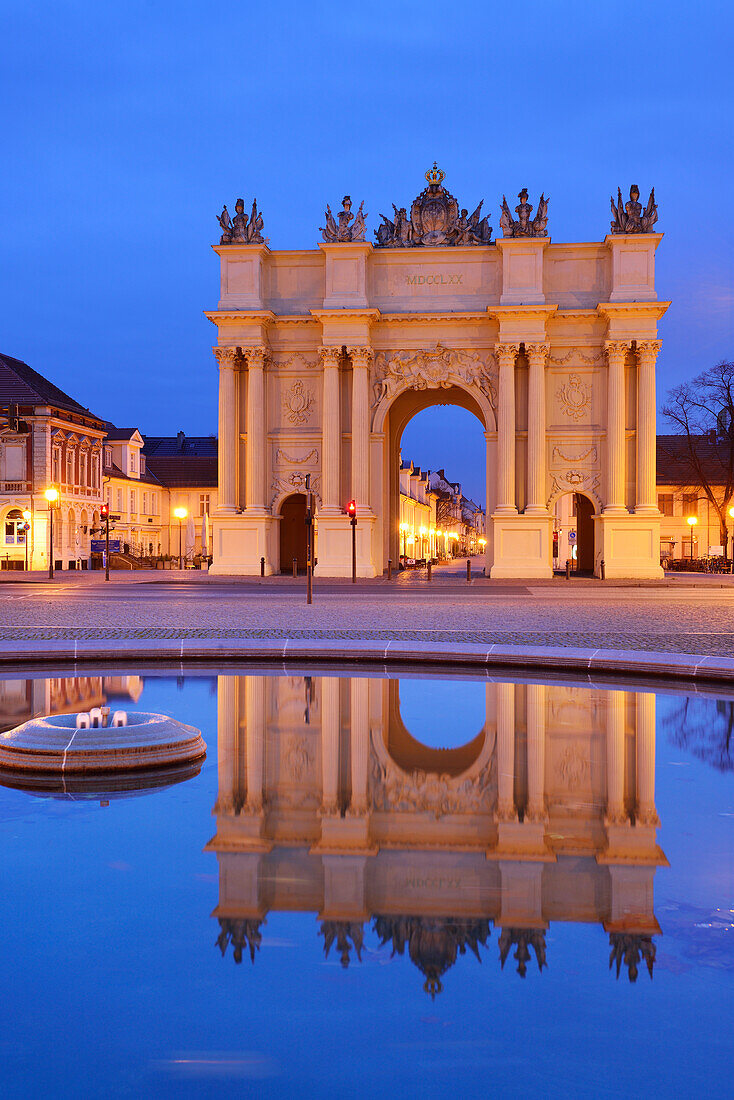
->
525;683;546;822
215;675;236;814
348;346;373;512
245;675;266;811
605;690;627;825
635;340;661;515
525;344;550;515
245;346;268;514
348;676;369;814
496;682;517;821
604;341;629;514
495;344;519;514
213;347;239;514
321;676;341;814
319;347;342;514
635;691;659;825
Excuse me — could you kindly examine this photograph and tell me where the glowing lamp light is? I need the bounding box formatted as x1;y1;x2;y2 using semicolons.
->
419;526;427;537
479;537;487;547
44;487;58;504
22;509;31;522
399;522;408;532
686;515;698;527
729;506;734;519
174;506;188;520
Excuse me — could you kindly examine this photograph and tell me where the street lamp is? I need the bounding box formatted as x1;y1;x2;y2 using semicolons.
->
22;509;31;572
686;515;698;560
173;506;188;569
44;488;59;579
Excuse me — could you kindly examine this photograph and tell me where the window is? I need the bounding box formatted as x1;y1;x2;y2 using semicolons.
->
66;450;74;486
52;449;60;483
142;492;148;515
199;493;210;517
130;490;136;514
151;491;157;514
80;452;87;487
683;493;698;518
104;446;111;467
91;455;99;489
140;455;146;474
4;509;25;545
116;489;123;512
658;493;674;516
130;451;137;474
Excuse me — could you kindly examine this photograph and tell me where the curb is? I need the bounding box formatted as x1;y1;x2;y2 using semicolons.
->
1;636;733;685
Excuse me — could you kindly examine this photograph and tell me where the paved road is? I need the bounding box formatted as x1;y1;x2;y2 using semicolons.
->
1;563;734;655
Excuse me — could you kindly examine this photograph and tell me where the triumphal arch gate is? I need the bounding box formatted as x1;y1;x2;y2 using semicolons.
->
208;169;668;578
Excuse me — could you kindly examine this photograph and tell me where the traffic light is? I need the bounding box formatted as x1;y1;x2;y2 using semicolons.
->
346;499;357;520
101;503;109;518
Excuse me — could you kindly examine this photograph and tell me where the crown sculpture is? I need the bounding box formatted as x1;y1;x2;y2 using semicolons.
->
610;184;658;234
217;197;265;244
321;195;367;242
499;188;549;237
375;164;492;247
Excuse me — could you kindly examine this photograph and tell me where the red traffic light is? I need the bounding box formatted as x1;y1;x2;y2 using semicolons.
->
346;499;357;519
100;503;110;518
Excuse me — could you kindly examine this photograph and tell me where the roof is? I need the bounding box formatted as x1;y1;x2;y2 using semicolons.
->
103;457;161;486
0;351;102;422
104;426;142;442
657;435;732;487
143;434;217;457
144;455;218;489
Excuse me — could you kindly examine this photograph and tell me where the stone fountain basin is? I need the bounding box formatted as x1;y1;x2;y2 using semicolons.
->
0;712;206;773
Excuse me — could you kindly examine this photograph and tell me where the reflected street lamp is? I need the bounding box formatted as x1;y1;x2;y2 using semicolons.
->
44;488;59;579
173;506;188;569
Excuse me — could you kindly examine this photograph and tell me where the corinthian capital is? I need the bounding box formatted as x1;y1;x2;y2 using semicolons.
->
495;342;520;367
525;342;551;362
212;345;241;368
347;345;374;369
605;340;631;362
242;345;268;370
319;346;342;369
636;339;662;361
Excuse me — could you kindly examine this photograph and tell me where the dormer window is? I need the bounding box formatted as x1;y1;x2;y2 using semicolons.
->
104;446;111;467
130;451;137;473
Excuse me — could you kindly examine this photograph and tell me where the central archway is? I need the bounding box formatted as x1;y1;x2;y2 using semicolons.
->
377;384;493;573
279;494;308;574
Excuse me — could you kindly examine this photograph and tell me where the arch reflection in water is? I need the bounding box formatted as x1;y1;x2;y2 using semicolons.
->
208;675;666;992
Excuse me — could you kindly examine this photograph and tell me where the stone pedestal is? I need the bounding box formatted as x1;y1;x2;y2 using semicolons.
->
490;514;553;578
314;812;375;854
209;514;276;575
318;515;377;578
595;513;663;579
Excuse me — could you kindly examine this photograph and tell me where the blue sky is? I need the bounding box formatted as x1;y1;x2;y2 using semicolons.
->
2;0;732;503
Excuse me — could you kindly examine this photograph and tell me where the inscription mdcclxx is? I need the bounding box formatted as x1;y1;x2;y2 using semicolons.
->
405;273;463;286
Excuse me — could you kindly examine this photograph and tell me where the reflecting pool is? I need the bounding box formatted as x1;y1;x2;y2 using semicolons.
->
1;670;733;1097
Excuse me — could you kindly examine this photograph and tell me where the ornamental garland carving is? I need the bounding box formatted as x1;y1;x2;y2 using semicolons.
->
371;344;496;409
274;448;319;467
549;349;603;366
551;445;598;466
270;471;322;508
555;745;590;791
282;379;315;424
556;373;591;421
370;751;494;819
547;471;601;511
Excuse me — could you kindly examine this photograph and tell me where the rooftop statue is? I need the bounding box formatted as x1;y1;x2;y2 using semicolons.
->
610;184;658;234
320;195;367;242
499;188;549;238
217;197;265;245
375;163;492;248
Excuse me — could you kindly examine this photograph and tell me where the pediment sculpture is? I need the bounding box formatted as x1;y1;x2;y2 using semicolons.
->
217;197;265;244
610;184;657;234
320;195;367;242
371;344;496;409
375;163;492;247
499;188;549;237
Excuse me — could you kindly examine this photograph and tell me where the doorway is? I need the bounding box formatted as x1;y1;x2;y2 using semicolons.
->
279;494;308;573
574;493;595;573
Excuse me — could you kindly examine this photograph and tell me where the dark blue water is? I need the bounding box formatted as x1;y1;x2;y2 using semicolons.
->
0;672;732;1098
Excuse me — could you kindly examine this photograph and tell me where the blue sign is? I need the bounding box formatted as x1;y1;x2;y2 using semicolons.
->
91;539;121;553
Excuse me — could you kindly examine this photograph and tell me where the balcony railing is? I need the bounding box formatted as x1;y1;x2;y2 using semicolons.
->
0;481;31;494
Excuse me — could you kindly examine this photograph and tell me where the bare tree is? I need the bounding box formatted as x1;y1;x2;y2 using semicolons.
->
662;360;734;557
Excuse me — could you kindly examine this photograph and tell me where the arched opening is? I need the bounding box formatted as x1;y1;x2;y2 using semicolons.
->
553;491;596;574
4;508;26;548
279;494;308;574
381;386;491;574
386;680;487;776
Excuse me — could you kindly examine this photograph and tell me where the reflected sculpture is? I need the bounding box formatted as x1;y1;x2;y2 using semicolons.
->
207;674;667;991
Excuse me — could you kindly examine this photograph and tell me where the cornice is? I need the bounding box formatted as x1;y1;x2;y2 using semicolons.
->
204;310;276;325
377;311;492;324
488;305;558;319
310;309;381;323
596;301;670;319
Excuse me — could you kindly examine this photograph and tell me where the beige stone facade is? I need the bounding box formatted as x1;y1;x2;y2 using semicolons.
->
208;196;669;578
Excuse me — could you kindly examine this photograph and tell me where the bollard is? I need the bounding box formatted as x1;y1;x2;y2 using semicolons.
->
260;556;265;577
427;560;432;581
565;558;571;580
466;558;471;583
293;557;298;578
600;558;606;581
387;558;392;581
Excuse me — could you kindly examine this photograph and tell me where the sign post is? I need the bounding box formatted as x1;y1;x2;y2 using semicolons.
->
305;474;313;605
101;503;110;581
347;499;357;584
